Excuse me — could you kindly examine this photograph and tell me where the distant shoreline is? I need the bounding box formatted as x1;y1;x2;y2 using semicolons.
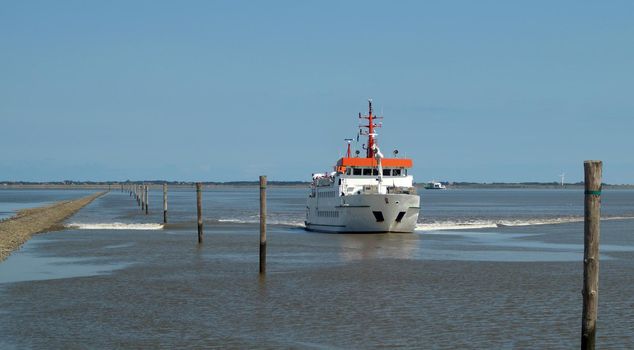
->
1;181;633;190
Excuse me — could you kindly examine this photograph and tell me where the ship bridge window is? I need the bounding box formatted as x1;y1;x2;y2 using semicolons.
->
363;168;372;176
372;169;378;176
353;168;362;176
383;169;391;176
346;168;351;175
392;169;401;176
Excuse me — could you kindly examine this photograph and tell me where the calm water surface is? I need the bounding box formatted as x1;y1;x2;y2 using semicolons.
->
1;187;633;349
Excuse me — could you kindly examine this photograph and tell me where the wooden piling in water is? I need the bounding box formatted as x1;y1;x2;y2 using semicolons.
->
139;185;145;212
144;185;149;215
163;183;168;223
196;183;203;244
259;175;267;274
582;160;602;350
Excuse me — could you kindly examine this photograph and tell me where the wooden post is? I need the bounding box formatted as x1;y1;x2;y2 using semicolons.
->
582;160;602;350
196;182;203;244
137;185;140;206
139;185;145;212
163;183;168;223
144;185;149;215
259;175;267;274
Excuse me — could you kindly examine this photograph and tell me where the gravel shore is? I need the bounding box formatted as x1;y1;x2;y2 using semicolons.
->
0;192;105;262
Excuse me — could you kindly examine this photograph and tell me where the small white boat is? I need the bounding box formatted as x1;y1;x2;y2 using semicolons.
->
424;181;446;190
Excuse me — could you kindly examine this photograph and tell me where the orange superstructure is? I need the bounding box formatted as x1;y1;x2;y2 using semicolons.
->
335;158;413;173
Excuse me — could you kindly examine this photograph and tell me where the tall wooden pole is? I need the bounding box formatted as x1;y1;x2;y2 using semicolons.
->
163;183;168;223
144;185;149;215
141;185;145;212
196;183;203;244
259;175;267;274
582;160;602;350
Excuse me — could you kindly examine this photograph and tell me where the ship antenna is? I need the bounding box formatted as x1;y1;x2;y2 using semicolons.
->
358;99;382;158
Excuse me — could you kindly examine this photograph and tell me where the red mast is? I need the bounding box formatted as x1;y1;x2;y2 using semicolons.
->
345;139;352;157
359;99;381;158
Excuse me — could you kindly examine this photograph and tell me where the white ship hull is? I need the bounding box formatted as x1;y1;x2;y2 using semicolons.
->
305;193;420;233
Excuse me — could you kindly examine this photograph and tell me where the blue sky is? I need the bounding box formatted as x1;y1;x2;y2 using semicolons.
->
1;1;633;183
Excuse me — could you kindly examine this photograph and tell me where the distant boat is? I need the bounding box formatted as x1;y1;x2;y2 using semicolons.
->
424;181;446;190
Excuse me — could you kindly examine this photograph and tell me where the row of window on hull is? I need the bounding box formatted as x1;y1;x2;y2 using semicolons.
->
345;168;408;176
317;210;339;218
317;191;337;198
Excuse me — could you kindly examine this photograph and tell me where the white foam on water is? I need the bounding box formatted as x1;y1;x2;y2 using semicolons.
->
416;216;634;232
217;218;304;227
416;222;498;232
67;222;164;230
218;218;249;223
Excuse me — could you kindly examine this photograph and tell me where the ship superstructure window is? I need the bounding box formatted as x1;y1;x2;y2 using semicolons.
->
349;167;401;176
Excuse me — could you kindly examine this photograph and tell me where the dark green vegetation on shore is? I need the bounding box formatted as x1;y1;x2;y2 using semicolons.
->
445;182;634;189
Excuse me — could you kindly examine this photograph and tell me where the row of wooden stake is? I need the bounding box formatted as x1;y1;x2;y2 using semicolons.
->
117;162;602;348
121;183;168;222
120;176;268;275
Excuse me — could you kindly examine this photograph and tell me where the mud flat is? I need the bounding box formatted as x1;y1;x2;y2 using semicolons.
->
0;192;104;262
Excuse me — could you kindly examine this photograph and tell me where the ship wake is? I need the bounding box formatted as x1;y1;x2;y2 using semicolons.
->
416;216;634;232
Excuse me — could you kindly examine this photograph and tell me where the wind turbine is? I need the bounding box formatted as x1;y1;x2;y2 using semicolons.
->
559;173;565;187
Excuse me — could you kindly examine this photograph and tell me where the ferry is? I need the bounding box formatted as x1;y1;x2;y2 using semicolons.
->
305;100;420;233
424;181;446;190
